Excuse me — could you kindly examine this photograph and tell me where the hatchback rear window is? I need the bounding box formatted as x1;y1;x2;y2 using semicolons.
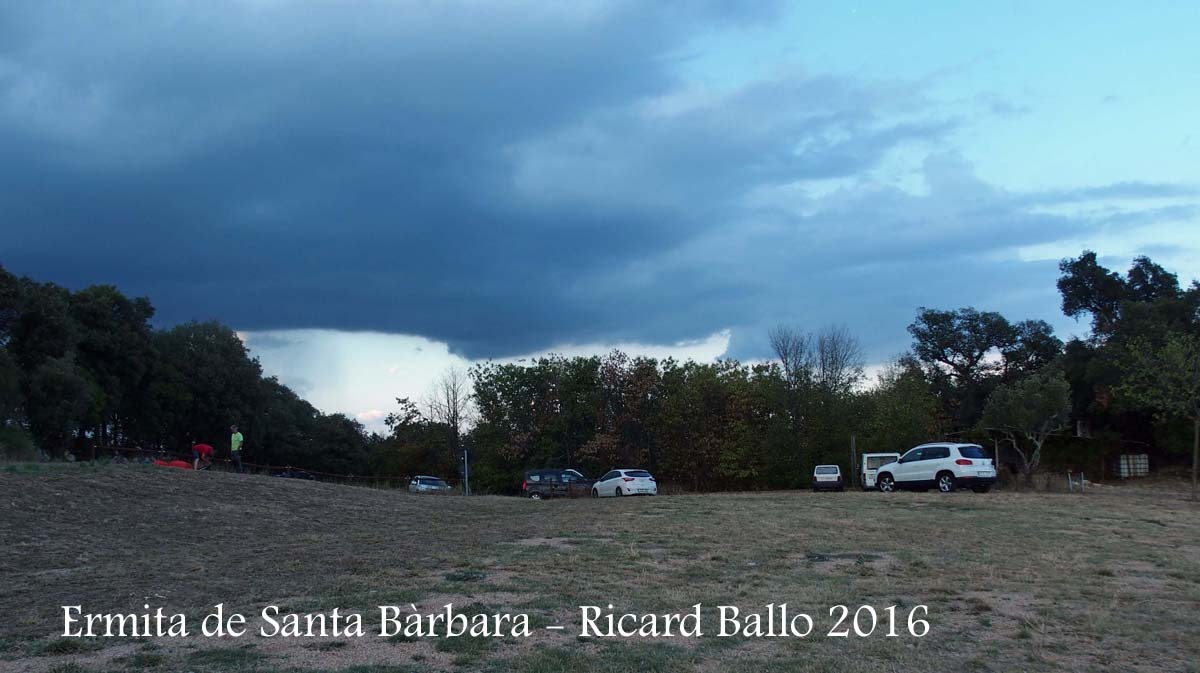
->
625;470;652;478
958;446;988;459
815;466;839;475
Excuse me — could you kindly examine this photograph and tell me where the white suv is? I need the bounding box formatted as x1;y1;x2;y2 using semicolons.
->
875;443;996;493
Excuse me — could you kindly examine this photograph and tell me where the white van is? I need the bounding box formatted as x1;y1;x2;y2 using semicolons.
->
860;452;901;490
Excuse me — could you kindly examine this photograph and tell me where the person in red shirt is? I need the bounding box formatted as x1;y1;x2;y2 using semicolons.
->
191;440;214;470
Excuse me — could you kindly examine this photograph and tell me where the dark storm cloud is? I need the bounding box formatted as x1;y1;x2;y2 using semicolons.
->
1;2;1194;359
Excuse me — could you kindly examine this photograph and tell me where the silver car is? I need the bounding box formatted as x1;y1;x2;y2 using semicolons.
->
408;475;453;494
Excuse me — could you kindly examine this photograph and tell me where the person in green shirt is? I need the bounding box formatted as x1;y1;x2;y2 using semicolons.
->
230;424;244;473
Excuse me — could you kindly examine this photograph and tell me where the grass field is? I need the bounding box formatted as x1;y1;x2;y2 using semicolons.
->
1;465;1198;673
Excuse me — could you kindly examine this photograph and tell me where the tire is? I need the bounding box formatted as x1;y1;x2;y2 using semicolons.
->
529;492;543;500
614;486;623;497
878;474;896;493
971;485;991;493
591;488;599;498
937;472;956;493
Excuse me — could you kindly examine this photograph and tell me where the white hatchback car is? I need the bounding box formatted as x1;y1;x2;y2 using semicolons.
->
592;469;657;497
875;443;996;493
812;465;845;491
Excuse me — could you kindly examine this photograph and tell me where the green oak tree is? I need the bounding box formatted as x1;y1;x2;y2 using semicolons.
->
981;368;1072;487
1117;333;1200;500
25;355;97;459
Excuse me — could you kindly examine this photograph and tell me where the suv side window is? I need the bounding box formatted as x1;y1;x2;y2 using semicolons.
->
925;446;950;460
527;474;540;482
901;448;923;463
562;472;577;483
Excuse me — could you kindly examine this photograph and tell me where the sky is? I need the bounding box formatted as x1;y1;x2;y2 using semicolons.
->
2;1;1197;431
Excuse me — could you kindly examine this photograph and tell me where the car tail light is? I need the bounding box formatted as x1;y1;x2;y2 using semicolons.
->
623;477;635;481
649;477;655;481
955;459;972;465
521;480;527;490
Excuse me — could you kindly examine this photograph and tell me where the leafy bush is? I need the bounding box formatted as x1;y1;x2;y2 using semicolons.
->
0;426;36;461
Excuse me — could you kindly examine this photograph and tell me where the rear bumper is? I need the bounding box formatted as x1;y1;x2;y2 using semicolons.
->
955;475;997;486
812;479;844;491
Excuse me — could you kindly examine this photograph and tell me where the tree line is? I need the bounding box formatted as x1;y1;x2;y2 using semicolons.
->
0;265;370;473
2;252;1197;495
410;252;1200;494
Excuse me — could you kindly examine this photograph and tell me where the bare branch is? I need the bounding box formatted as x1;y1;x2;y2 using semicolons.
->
768;324;813;386
816;324;865;394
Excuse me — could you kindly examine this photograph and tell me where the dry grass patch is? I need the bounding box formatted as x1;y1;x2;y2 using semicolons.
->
1;466;1198;672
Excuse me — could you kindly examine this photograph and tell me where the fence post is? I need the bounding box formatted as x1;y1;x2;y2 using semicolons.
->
849;434;858;488
459;448;471;496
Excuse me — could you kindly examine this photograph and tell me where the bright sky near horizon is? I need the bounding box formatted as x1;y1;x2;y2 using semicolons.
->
3;1;1197;430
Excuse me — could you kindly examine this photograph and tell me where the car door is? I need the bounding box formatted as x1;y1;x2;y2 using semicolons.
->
597;471;618;496
561;471;585;497
558;471;573;497
894;448;924;484
916;446;949;484
541;471;561;498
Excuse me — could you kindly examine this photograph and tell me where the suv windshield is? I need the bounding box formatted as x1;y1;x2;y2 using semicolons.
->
958;446;988;459
815;466;839;475
625;470;652;478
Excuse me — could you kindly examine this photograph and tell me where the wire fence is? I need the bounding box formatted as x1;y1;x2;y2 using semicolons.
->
99;446;463;493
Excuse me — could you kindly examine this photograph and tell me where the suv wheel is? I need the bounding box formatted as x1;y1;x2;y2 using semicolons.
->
937;472;956;493
878;474;896;492
529;492;543;500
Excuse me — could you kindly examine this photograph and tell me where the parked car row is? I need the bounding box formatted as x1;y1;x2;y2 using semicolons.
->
521;467;658;499
417;442;998;499
811;443;996;494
